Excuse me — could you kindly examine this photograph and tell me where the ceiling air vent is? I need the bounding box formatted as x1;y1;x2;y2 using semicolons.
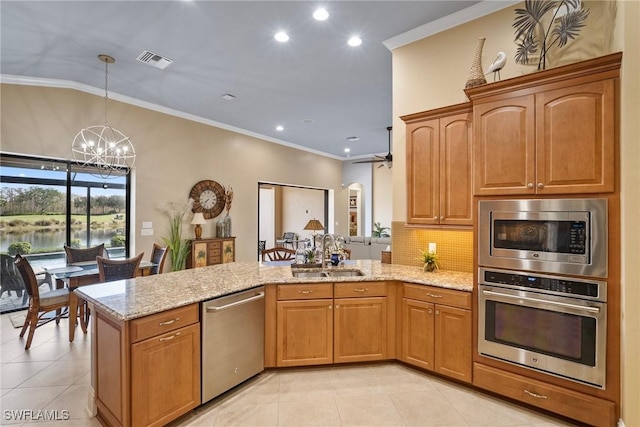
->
136;50;173;70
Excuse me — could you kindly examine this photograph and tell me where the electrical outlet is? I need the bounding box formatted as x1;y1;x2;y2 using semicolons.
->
142;221;153;229
428;242;436;253
141;229;154;236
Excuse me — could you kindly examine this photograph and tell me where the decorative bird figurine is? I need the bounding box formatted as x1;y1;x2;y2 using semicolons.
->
485;51;507;81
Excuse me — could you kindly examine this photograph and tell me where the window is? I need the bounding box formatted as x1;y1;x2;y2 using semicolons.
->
0;153;131;313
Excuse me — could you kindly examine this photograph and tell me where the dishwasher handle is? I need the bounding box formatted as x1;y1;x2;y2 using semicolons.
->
206;292;265;312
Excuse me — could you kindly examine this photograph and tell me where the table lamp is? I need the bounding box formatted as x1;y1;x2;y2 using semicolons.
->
304;219;324;248
191;212;207;240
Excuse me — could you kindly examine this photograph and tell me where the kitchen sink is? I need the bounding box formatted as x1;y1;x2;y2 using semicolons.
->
291;269;365;278
291;271;330;278
327;270;365;277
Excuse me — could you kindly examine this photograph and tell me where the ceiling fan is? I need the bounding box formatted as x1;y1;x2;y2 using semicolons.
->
352;126;393;169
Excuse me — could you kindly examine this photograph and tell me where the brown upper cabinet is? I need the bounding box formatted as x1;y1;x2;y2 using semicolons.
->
465;53;621;196
402;103;473;226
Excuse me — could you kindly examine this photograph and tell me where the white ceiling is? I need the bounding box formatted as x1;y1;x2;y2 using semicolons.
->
1;1;504;160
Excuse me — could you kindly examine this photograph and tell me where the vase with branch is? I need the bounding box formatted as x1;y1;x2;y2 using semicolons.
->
159;199;193;271
223;186;233;237
513;0;590;71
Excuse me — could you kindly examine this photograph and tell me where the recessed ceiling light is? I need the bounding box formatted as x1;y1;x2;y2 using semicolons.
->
221;93;236;100
348;36;362;47
276;125;284;131
313;8;329;21
274;31;289;42
346;136;359;142
344;148;351;153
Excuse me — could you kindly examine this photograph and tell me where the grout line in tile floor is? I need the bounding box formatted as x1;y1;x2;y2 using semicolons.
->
1;312;578;426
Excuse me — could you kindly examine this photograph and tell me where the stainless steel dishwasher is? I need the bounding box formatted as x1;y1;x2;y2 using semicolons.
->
201;286;265;403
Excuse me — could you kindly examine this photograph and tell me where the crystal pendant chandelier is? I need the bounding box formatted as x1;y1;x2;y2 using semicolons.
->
71;54;135;179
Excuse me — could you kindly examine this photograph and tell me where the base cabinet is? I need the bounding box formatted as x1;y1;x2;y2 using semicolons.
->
474;363;616;427
276;299;333;366
274;282;390;367
94;304;201;427
131;323;200;427
401;283;471;383
276;283;333;367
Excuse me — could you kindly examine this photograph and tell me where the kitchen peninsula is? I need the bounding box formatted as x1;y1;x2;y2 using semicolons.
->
76;260;472;427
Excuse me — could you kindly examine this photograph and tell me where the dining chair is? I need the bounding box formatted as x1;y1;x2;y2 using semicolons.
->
261;247;296;261
97;252;144;283
14;254;70;350
64;243;107;263
149;244;168;275
77;253;144;333
281;232;296;249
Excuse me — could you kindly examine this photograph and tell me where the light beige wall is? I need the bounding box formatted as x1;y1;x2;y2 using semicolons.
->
281;186;325;242
616;1;640;425
391;1;637;425
0;84;344;264
372;165;392;232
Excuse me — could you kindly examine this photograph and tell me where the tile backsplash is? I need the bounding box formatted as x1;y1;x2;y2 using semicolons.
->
390;221;473;273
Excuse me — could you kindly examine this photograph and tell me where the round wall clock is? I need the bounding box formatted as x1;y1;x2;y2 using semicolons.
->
189;180;226;219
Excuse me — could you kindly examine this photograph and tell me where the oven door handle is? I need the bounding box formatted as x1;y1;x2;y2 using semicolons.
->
481;289;601;314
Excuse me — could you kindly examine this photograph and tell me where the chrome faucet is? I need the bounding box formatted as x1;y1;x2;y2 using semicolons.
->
320;233;335;269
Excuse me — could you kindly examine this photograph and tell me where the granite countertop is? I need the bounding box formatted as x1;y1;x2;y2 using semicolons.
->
75;260;473;321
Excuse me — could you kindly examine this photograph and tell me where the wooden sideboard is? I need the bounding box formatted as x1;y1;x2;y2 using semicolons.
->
185;237;235;269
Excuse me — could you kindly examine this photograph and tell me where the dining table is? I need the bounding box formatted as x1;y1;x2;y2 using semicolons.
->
44;260;155;341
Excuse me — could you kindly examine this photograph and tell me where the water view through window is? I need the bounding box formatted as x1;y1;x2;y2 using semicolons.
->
0;154;131;313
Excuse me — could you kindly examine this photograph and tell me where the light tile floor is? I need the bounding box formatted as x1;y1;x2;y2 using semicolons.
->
1;312;579;427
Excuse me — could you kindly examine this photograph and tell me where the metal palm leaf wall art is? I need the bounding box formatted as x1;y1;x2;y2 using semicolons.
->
513;0;590;71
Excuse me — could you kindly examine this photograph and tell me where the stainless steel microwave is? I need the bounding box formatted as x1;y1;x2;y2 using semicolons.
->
478;199;608;278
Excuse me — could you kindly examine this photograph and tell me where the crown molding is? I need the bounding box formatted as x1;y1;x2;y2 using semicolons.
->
383;0;520;51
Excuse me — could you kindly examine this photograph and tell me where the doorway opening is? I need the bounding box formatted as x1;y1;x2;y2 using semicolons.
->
257;182;329;260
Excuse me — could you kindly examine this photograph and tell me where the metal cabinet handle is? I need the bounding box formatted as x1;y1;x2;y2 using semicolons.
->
207;292;265;312
428;308;433;314
159;318;180;326
524;389;548;399
527;183;534;189
440;216;444;220
537;182;544;189
353;288;368;293
298;290;314;294
159;332;181;342
435;310;440;315
426;293;443;298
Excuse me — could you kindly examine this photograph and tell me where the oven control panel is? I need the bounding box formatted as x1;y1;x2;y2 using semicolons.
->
481;268;606;301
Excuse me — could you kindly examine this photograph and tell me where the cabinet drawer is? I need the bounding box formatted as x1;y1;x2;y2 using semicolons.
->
474;363;615;427
403;283;471;309
130;304;200;343
277;283;333;300
334;281;387;298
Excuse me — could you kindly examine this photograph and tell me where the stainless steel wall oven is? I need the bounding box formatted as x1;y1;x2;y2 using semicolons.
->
478;268;607;388
477;198;609;389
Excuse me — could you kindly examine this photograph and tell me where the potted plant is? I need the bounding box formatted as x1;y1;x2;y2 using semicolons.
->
418;249;440;272
372;222;390;238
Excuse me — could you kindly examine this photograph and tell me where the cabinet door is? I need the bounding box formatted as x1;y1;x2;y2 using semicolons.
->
276;299;333;367
402;298;435;371
131;323;201;427
440;112;473;225
535;80;615;194
334;297;387;363
434;305;471;383
474;95;536;195
406;119;440;225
